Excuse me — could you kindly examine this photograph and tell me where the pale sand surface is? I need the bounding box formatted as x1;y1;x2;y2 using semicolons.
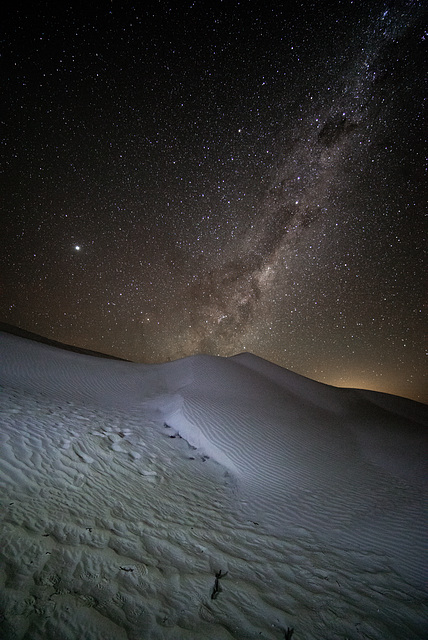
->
0;332;427;639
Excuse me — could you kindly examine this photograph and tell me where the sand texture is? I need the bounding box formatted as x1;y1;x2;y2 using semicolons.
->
0;332;427;639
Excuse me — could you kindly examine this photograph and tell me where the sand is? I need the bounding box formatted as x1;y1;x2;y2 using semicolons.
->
0;331;427;639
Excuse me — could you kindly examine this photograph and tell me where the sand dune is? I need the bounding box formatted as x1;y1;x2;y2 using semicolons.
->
0;331;427;639
161;353;427;585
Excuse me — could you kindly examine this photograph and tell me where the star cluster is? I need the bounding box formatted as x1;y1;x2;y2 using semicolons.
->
1;1;426;402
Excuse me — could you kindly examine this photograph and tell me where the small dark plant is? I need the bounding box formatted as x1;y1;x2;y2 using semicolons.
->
284;627;294;639
211;569;228;599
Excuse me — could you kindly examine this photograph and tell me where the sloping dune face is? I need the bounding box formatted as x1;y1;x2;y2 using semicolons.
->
0;333;428;640
0;332;165;410
160;352;428;588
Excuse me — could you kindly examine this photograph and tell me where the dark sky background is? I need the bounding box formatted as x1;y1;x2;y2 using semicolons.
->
1;1;426;403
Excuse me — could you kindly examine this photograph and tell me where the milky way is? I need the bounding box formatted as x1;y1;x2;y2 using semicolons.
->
1;1;426;402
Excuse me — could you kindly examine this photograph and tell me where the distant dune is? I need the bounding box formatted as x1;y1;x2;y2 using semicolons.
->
0;322;130;361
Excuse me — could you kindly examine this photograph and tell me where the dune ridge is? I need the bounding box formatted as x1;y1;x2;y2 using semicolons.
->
160;354;427;586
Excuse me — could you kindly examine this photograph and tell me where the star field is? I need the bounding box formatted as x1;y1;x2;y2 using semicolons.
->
1;1;426;402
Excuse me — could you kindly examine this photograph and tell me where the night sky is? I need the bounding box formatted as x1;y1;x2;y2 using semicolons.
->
1;1;426;403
